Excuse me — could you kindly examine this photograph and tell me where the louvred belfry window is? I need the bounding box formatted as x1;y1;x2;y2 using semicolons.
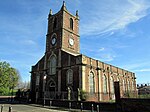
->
70;18;73;30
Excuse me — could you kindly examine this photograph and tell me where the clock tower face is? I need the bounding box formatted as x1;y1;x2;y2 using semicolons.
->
51;34;57;46
69;38;74;46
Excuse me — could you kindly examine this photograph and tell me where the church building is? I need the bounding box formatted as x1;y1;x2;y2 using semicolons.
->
30;2;136;102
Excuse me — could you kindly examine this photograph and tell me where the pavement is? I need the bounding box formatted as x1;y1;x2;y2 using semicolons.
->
1;104;68;112
0;103;91;112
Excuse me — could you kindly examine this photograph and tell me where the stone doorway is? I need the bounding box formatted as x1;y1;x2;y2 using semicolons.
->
45;80;56;99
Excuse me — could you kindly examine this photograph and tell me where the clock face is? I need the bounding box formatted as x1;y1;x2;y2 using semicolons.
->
51;34;57;45
69;38;74;46
52;37;56;45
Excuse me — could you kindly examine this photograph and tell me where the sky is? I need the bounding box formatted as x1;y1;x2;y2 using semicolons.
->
0;0;150;84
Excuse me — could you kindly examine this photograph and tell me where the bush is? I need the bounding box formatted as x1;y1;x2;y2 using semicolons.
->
80;90;87;101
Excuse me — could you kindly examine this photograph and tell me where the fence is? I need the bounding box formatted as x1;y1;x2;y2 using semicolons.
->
44;91;116;102
45;91;78;100
41;99;116;112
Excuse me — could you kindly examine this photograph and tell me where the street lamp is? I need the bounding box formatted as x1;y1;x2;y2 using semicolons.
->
67;87;71;100
43;74;47;106
43;75;47;80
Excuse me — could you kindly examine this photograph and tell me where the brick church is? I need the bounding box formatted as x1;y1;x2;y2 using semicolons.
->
30;2;136;102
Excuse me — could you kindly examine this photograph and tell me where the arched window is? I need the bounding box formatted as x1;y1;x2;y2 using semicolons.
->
131;81;134;91
66;69;73;84
110;76;114;93
128;80;130;91
103;74;107;93
89;72;95;93
53;18;57;30
70;18;73;30
125;79;127;92
122;79;125;92
36;75;40;86
49;55;56;75
117;77;121;88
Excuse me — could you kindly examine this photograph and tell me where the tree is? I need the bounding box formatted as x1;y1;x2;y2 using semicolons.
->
0;61;20;95
17;80;30;90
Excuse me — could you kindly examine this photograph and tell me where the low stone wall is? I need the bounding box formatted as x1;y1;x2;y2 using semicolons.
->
39;99;116;111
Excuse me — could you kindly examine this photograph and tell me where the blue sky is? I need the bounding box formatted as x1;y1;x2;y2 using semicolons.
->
0;0;150;84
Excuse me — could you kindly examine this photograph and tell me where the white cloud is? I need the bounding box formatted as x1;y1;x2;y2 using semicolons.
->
121;62;150;70
99;47;105;51
79;0;150;36
81;46;117;62
97;54;116;62
93;47;116;62
21;40;37;45
134;68;150;72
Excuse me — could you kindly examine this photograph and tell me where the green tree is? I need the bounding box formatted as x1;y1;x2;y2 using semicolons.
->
0;61;20;95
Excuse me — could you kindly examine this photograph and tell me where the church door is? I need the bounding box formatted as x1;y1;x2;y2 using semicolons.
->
46;80;56;99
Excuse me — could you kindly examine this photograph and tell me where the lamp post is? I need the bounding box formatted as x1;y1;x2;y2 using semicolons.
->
77;88;81;101
67;87;71;100
43;74;47;106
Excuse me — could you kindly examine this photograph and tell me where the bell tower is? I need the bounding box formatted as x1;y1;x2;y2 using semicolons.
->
46;1;80;55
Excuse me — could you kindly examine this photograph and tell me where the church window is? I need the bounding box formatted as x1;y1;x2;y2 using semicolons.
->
53;17;57;30
110;76;114;93
89;72;95;93
128;80;130;91
131;81;134;91
122;79;125;92
107;67;109;71
70;18;73;30
49;55;56;75
36;75;40;86
103;74;107;93
66;69;73;84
